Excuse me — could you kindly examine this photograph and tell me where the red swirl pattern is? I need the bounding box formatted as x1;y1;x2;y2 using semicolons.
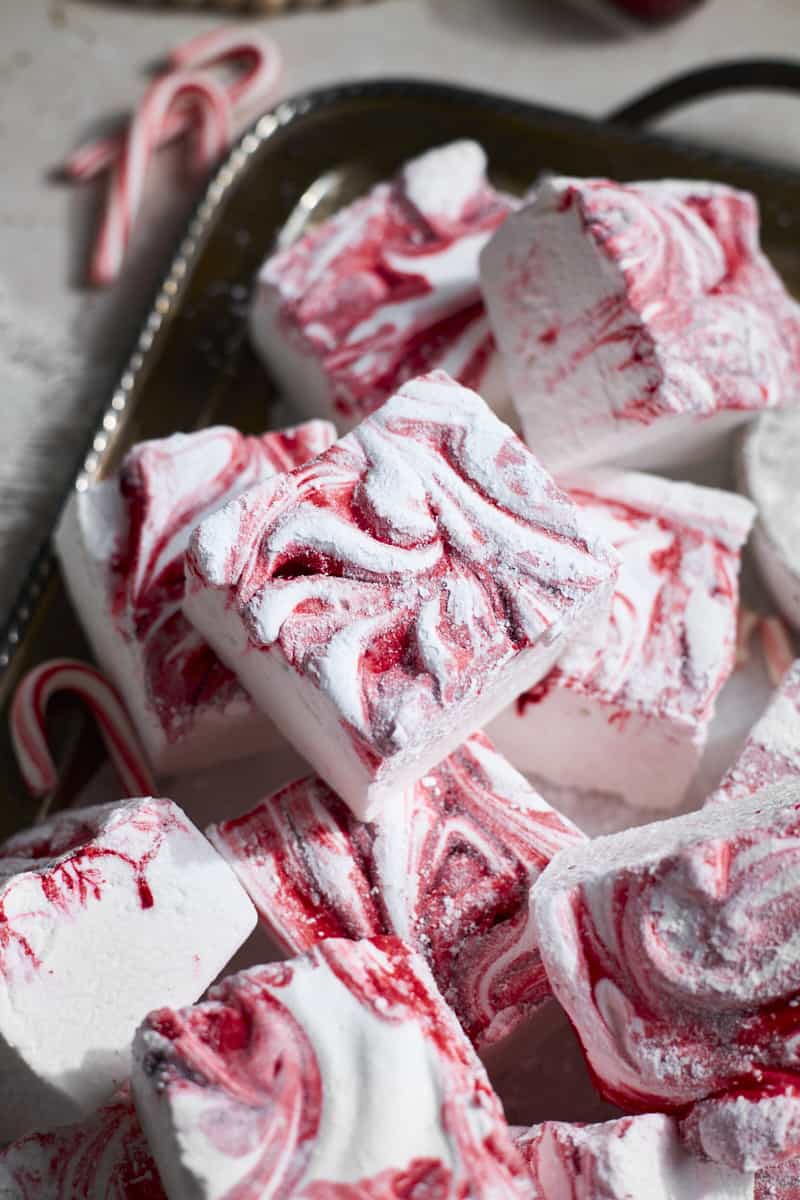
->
0;1088;164;1199
487;178;800;443
0;799;184;975
209;732;583;1049
560;179;800;421
134;938;535;1199
187;372;617;772
516;474;751;724
513;1113;745;1199
108;422;334;744
533;786;800;1167
258;142;511;422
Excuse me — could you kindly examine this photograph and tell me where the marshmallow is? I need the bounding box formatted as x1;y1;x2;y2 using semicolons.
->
55;422;334;775
0;1087;165;1199
185;371;618;820
533;781;800;1170
132;937;536;1199
481;177;800;471
250;141;514;430
741;410;800;631
489;469;755;811
708;659;800;806
757;1158;800;1199
207;731;584;1049
0;797;255;1141
514;1114;753;1199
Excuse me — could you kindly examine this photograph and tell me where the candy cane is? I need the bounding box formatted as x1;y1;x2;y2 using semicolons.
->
89;71;231;287
169;27;283;113
761;615;796;687
64;30;282;183
11;659;155;800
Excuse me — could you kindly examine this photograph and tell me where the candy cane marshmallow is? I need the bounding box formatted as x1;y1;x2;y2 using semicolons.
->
513;1114;753;1200
251;141;514;430
533;781;800;1171
0;1087;164;1199
0;797;255;1141
184;371;618;820
207;731;584;1050
481;177;800;471
56;422;335;775
489;469;755;812
132;938;536;1199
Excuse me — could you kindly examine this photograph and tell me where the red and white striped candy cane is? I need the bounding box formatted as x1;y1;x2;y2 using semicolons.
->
64;29;282;183
169;26;283;113
761;614;796;686
89;70;231;286
11;659;155;800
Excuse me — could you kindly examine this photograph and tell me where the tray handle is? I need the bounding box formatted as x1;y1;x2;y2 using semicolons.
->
609;58;800;127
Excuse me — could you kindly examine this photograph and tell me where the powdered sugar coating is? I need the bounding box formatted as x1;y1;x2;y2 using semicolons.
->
757;1156;800;1199
252;141;512;427
112;424;333;747
741;409;800;631
132;937;536;1199
186;371;617;816
0;1088;164;1199
491;470;754;809
532;783;800;1167
481;176;800;470
208;732;584;1050
513;1114;753;1200
57;422;335;773
708;660;800;806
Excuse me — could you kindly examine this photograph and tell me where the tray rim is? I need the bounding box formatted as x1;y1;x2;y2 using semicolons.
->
4;72;800;699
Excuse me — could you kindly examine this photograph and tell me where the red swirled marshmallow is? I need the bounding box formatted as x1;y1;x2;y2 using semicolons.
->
533;782;800;1171
707;659;800;807
184;371;618;820
251;141;515;430
0;1087;165;1200
481;177;800;472
56;421;335;776
207;731;584;1051
132;938;537;1200
489;469;755;813
513;1114;753;1199
0;797;254;1143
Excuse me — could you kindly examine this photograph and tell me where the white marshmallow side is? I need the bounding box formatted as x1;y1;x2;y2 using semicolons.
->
489;688;701;812
741;410;800;631
185;578;583;821
0;798;255;1141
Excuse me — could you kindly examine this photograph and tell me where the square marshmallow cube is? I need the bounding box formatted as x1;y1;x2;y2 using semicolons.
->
0;1088;165;1199
707;658;800;806
533;781;800;1170
489;469;755;811
0;797;255;1142
56;422;335;775
207;731;584;1050
481;176;800;471
514;1114;753;1200
185;371;618;820
132;937;536;1200
250;140;514;430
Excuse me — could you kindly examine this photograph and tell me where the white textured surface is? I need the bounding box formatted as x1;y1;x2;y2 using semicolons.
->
1;0;799;619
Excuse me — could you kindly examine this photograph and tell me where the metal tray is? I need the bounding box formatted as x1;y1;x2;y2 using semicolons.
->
3;74;800;836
